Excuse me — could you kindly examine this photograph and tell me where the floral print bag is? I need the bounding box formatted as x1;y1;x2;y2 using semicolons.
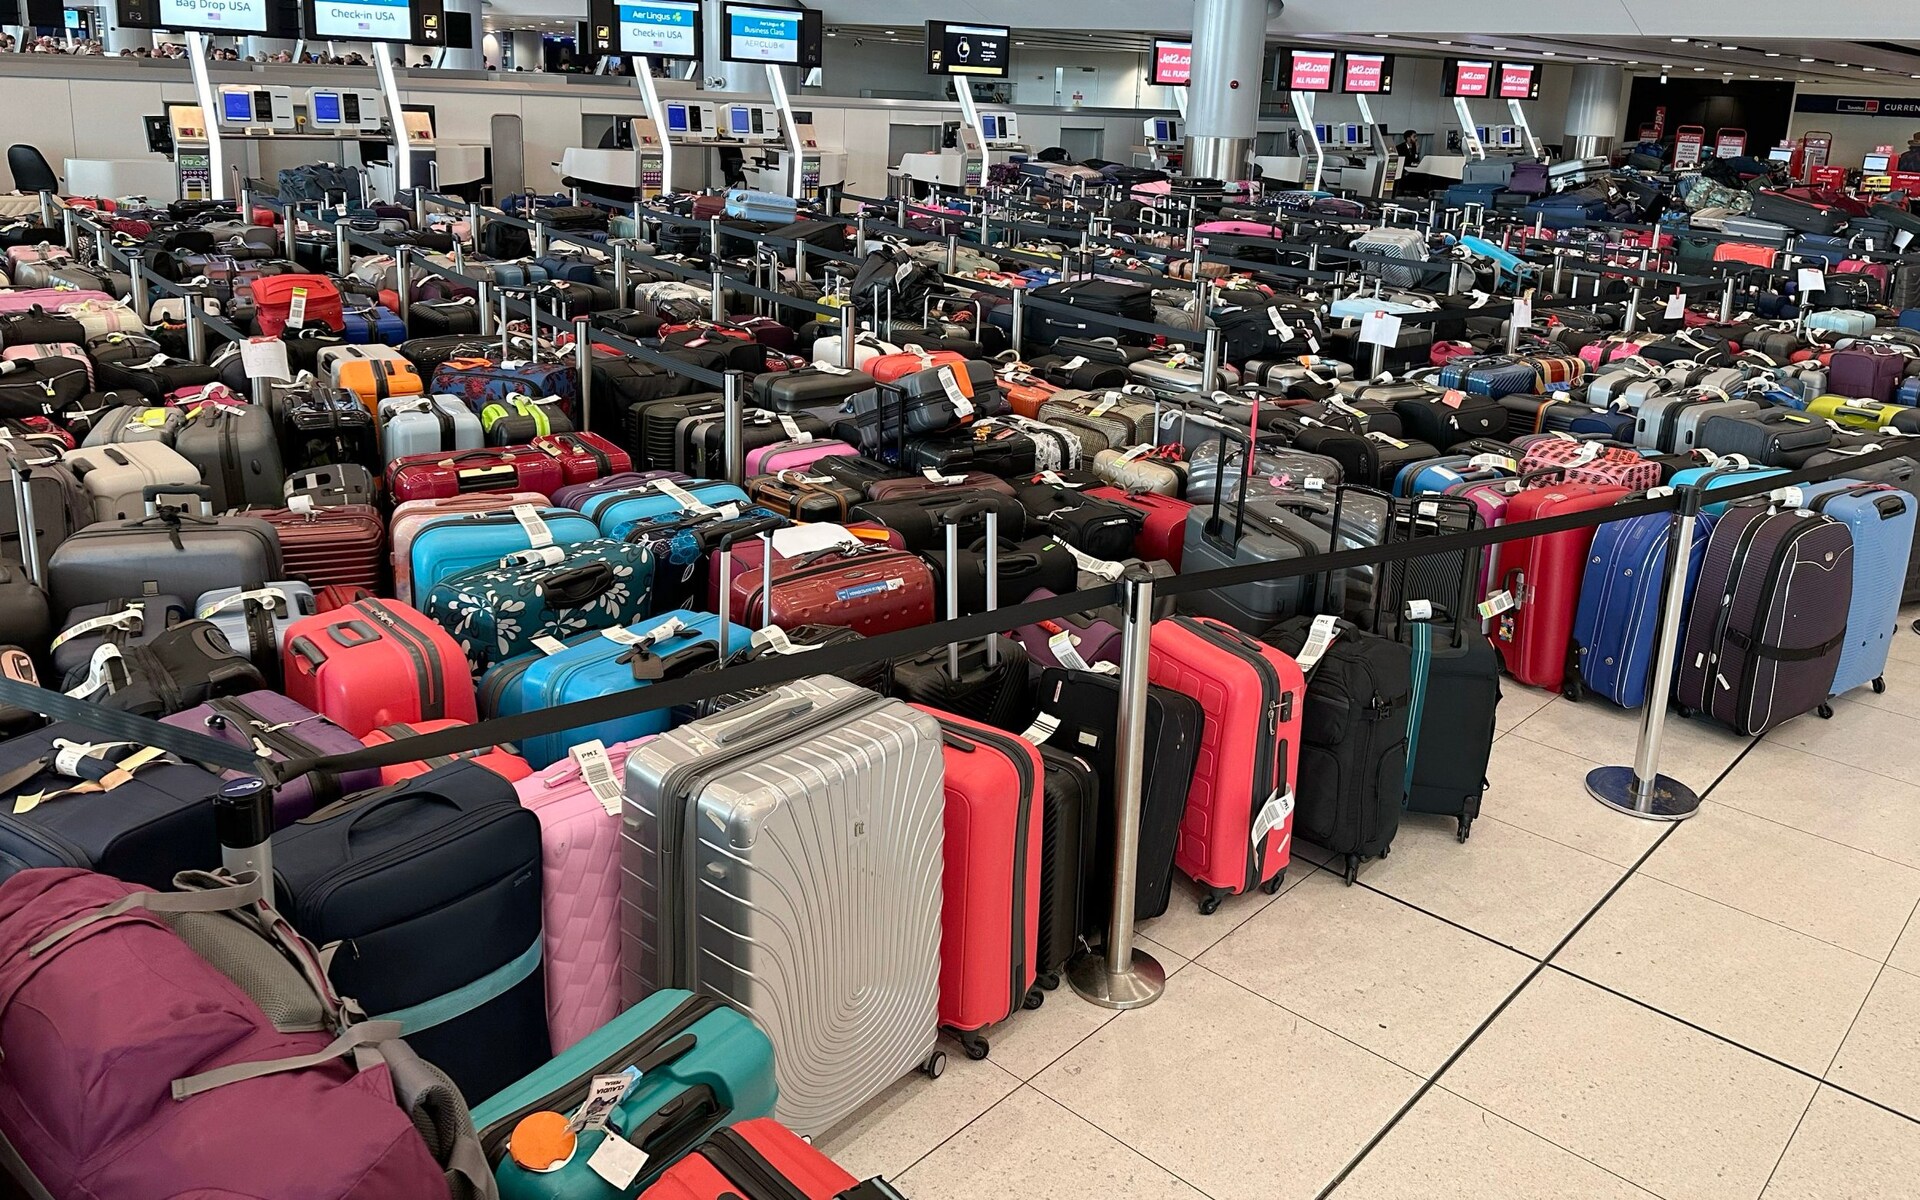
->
422;537;656;674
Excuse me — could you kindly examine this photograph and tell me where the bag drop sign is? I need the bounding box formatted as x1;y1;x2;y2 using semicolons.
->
158;0;270;32
310;0;412;40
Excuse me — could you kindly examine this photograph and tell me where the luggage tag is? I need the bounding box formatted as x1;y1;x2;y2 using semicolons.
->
1250;786;1294;854
937;366;975;418
512;504;555;548
569;740;625;817
654;479;716;515
922;468;968;485
48;604;145;651
1018;711;1062;747
62;644;125;700
585;1131;648;1189
777;414;813;443
197;587;291;620
1294;613;1343;673
286;287;308;330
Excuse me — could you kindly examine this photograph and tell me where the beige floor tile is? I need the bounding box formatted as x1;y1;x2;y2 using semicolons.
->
980;983;1120;1083
1136;934;1191;975
1709;739;1920;872
1033;966;1419;1200
1354;811;1625;956
1826;966;1920;1118
1760;1087;1920;1200
1884;616;1920;665
1766;699;1920;786
1494;684;1558;733
1200;868;1533;1076
1558;874;1882;1074
1507;695;1752;796
1641;801;1920;959
1486;733;1666;866
812;1049;1019;1182
1890;917;1920;975
1446;970;1818;1200
1828;635;1920;716
897;1087;1208;1200
1131;862;1309;962
1332;1086;1661;1200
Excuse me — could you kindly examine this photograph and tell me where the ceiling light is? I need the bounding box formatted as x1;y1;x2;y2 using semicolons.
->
1723;71;1733;75
1749;73;1759;78
1660;63;1672;68
883;29;894;34
1765;51;1781;57
1837;62;1849;67
1436;40;1451;45
1670;37;1689;43
1800;57;1815;63
1015;40;1025;46
1693;66;1705;71
1492;46;1507;52
1374;33;1389;38
1542;51;1556;57
1722;44;1738;50
1587;56;1599;61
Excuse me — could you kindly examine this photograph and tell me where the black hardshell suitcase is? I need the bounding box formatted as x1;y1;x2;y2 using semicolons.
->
889;507;1031;727
43;487;284;617
173;403;287;511
1035;744;1097;989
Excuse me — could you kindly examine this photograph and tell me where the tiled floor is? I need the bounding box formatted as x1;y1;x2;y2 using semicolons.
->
813;616;1920;1200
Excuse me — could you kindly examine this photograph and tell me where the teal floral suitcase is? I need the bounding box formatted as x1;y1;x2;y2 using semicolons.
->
422;538;656;674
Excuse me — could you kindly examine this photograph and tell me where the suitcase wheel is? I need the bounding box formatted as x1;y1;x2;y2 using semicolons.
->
1198;889;1226;916
920;1051;948;1079
948;1029;990;1061
1260;870;1286;896
1873;677;1887;695
1817;703;1835;720
1023;984;1046;1011
1457;815;1473;843
1343;855;1361;887
1038;970;1062;992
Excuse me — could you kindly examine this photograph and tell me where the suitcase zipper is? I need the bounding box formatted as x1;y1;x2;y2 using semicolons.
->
1694;508;1776;711
293;803;523;948
932;717;1036;1019
699;1127;819;1200
1169;616;1284;892
360;599;446;719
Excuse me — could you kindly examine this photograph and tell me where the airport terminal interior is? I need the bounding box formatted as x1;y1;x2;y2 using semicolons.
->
0;0;1917;1198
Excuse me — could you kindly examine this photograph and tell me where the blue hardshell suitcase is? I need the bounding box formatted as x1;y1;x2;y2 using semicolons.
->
1394;455;1512;497
1436;357;1540;400
725;189;800;223
407;507;601;604
504;609;751;768
270;760;550;1105
532;256;600;284
1801;480;1916;697
573;477;752;537
342;304;407;345
1897;377;1920;406
1571;510;1716;706
1667;460;1788;516
473;989;780;1196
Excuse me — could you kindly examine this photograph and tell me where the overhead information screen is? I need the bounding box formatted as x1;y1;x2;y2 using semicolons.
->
1151;38;1191;87
1341;52;1393;94
720;3;820;66
1287;48;1336;92
1498;62;1540;100
925;21;1010;78
617;0;699;57
1445;58;1494;98
155;0;269;33
304;0;412;41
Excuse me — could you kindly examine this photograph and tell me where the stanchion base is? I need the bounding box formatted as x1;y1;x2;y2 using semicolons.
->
1066;946;1166;1011
1585;765;1701;822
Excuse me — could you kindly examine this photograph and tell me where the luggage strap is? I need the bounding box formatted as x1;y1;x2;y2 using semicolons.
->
1403;621;1430;801
366;936;542;1038
1723;627;1845;662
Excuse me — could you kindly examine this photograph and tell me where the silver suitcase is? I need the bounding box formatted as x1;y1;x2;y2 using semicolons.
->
1672;397;1765;453
1351;227;1429;290
194;581;319;672
1586;361;1659;408
64;442;200;522
1125;355;1239;396
378;394;485;462
622;678;945;1137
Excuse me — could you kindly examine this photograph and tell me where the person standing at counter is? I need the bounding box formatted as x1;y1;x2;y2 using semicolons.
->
1397;130;1423;167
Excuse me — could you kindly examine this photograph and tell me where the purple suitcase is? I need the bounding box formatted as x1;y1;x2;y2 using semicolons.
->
160;690;380;825
550;469;690;511
1011;592;1122;669
1826;344;1906;404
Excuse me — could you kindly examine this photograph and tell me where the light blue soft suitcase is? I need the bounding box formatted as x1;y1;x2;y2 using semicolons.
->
1667;459;1788;516
725;188;799;223
575;477;752;537
473;989;779;1199
509;609;751;767
1801;479;1916;697
1571;510;1715;707
407;507;601;603
1803;308;1876;336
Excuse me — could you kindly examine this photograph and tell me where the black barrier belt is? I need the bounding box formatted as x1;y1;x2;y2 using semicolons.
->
0;681;270;775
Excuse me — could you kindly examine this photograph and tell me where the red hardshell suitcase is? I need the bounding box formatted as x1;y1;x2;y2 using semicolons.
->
639;1120;869;1200
1488;482;1628;692
531;431;634;486
385;445;566;501
915;706;1043;1060
244;503;386;592
281;598;480;736
866;348;968;385
1087;486;1192;568
712;538;937;635
360;719;534;785
1146;614;1304;912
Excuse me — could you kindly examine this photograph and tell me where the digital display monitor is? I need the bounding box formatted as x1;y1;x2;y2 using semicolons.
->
1341;52;1393;94
1497;61;1541;101
1864;153;1891;172
1152;118;1173;141
1151;38;1191;87
1287;48;1336;92
1444;58;1494;98
665;101;689;133
730;106;750;135
1314;123;1330;142
1497;127;1518;147
311;90;342;124
303;0;413;42
720;2;821;67
617;0;699;59
980;113;1003;139
1769;147;1793;162
221;90;253;122
158;0;269;33
925;20;1010;78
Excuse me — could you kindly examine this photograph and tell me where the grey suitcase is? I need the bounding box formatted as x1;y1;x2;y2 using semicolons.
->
1178;488;1328;631
1351;227;1429;290
194;581;318;679
80;405;184;448
1037;391;1157;446
1671;397;1765;453
621;677;945;1137
1585;360;1661;408
1125;353;1238;396
2;446;89;572
173;403;286;511
378;394;485;462
1720;216;1792;247
45;485;283;616
64;442;201;522
1185;441;1345;503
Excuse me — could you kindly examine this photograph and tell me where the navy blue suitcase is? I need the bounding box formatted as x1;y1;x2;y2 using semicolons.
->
271;760;551;1104
1570;510;1715;706
1437;356;1540;400
534;256;600;284
1567;409;1637;440
342;304;407;345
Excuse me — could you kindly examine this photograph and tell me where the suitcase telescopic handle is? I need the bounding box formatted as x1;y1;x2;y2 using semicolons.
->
143;483;213;517
620;1083;722;1166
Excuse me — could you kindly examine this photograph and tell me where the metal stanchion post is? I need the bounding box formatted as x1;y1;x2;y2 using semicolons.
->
570;185;581;206
128;255;150;323
613;242;630;303
394;247;412;325
1586;485;1705;821
1624;285;1642;335
283;203;298;260
61;206;76;254
1552;252;1565;296
413;188;427;230
794;238;809;286
1307;243;1320;276
1067;563;1167;1009
37;190;53;227
946;234;958;273
1506;309;1523;353
1010;288;1025;354
468;201;485;251
721;370;746;485
575;316;594;432
335;222;350;273
1201;327;1221;396
532;218;547;259
238;185;253;228
477;281;496;336
896;196;907;227
709;268;725;323
838;302;856;370
857;213;868;252
185;288;208;364
1719;276;1736;323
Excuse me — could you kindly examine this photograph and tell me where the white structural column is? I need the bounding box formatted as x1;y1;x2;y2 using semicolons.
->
508;29;543;71
1184;0;1268;181
440;0;482;69
1564;62;1626;159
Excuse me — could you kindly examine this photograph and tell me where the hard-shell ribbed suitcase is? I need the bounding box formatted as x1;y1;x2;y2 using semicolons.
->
918;707;1043;1058
1034;743;1096;987
172;402;286;511
1147;614;1304;912
358;719;533;788
532;431;634;486
1571;510;1716;707
407;505;601;604
571;476;750;539
377;394;485;461
1675;501;1854;734
282;597;479;737
715;537;936;635
246;503;385;593
1178;492;1326;632
475;991;779;1195
1489;482;1628;692
622;679;946;1135
271;760;549;1105
1800;481;1914;697
1351;226;1430;290
64;442;201;522
386;445;567;501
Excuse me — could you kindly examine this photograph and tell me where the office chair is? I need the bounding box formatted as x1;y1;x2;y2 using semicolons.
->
7;145;59;195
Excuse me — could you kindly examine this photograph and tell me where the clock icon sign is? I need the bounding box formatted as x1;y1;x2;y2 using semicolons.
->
957;38;971;59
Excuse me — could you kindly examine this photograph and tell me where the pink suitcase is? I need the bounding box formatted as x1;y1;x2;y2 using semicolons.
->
388;490;549;604
513;738;649;1053
0;288;113;313
1194;218;1283;238
1146;614;1305;913
7;244;67;265
744;437;859;476
1449;477;1526;611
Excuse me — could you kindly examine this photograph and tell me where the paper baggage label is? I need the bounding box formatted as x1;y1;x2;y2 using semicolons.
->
814;361;850;375
654;479;715;514
569;741;624;816
1295;613;1341;671
49;605;143;651
1511;295;1533;330
1358;311;1403;347
1250;787;1294;849
938;366;974;417
1405;599;1434;621
776;414;812;442
286;287;308;330
922;468;968;484
511;504;554;548
1467;454;1519;472
197;587;289;618
771;522;856;557
287;494;315;514
1268;309;1294;339
1048;630;1090;671
64;644;122;700
1302;476;1325;491
585;1131;648;1189
239;337;291;382
533;635;569;655
1090;395;1118;416
1477;589;1516;619
1664;293;1686;320
1019;711;1062;746
1798;268;1827;296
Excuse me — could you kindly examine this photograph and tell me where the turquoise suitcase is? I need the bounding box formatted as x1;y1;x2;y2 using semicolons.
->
475;989;779;1199
575;478;752;537
408;508;601;603
1667;460;1787;516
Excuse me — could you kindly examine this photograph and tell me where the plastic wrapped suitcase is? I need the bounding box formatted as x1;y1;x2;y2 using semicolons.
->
1800;480;1914;698
1675;500;1854;734
281;597;479;736
270;760;549;1105
1146;614;1304;912
622;678;947;1135
1570;509;1716;707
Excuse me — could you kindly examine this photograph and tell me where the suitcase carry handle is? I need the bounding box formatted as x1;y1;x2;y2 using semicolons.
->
618;1082;723;1167
288;635;328;674
143;483;212;517
325;619;381;649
